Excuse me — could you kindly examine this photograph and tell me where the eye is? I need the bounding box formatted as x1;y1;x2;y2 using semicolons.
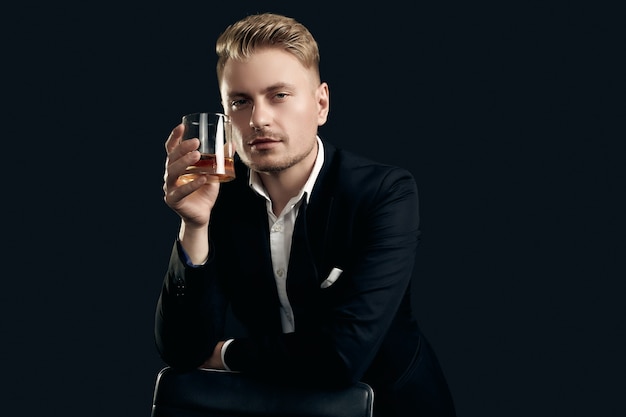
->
230;99;248;108
274;92;289;101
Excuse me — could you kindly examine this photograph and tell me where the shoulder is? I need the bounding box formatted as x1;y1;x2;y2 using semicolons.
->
316;141;420;240
321;140;417;196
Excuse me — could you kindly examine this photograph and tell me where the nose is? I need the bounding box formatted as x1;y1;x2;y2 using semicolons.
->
249;103;271;131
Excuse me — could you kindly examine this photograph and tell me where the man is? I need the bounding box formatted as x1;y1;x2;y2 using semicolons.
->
156;12;456;416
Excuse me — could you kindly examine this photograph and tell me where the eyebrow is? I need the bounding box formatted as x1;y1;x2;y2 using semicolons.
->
226;82;297;99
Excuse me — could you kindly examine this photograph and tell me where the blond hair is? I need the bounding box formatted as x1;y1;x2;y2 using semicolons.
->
216;13;321;84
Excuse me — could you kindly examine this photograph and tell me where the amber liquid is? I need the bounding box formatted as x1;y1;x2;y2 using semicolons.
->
178;154;236;184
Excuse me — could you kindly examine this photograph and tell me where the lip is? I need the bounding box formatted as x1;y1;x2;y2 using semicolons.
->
248;137;281;149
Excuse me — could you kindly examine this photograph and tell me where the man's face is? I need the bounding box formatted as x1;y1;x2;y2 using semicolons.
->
219;48;329;173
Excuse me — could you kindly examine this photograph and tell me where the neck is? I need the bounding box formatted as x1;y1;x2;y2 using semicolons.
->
259;145;317;216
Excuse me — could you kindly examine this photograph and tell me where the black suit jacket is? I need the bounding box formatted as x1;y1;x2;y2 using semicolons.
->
155;141;455;416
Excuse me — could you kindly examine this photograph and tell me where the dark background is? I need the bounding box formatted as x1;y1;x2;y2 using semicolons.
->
3;2;623;416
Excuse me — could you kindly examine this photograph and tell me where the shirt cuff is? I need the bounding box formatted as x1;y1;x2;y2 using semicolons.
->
221;338;235;371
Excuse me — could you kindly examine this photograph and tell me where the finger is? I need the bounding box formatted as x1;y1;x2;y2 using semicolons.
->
165;176;221;211
164;174;208;206
164;135;201;188
164;145;202;187
165;124;185;154
166;137;201;167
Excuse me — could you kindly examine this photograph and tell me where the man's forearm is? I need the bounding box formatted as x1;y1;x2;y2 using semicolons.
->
178;222;210;265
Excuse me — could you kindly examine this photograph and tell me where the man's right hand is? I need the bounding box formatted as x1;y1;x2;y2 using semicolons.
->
163;124;220;263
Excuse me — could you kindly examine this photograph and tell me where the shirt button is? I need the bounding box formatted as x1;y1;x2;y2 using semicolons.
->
276;268;285;277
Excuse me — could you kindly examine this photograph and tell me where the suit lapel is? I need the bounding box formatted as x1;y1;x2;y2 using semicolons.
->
286;146;340;320
286;198;321;328
305;144;340;276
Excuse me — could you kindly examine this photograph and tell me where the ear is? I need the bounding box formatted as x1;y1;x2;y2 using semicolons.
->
316;82;330;126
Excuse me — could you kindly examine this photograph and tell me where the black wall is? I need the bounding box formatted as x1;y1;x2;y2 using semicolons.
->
4;2;623;416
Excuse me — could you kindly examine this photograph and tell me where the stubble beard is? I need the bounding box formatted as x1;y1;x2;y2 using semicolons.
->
242;138;316;174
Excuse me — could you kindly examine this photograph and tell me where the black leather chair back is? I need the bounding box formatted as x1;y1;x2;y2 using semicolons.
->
151;367;374;417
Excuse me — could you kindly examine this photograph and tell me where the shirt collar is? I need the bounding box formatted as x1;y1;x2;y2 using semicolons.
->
249;136;325;204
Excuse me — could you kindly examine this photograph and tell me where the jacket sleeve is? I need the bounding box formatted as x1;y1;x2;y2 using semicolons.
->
154;241;229;370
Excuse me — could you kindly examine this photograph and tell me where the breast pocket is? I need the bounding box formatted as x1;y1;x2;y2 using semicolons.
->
320;267;343;288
